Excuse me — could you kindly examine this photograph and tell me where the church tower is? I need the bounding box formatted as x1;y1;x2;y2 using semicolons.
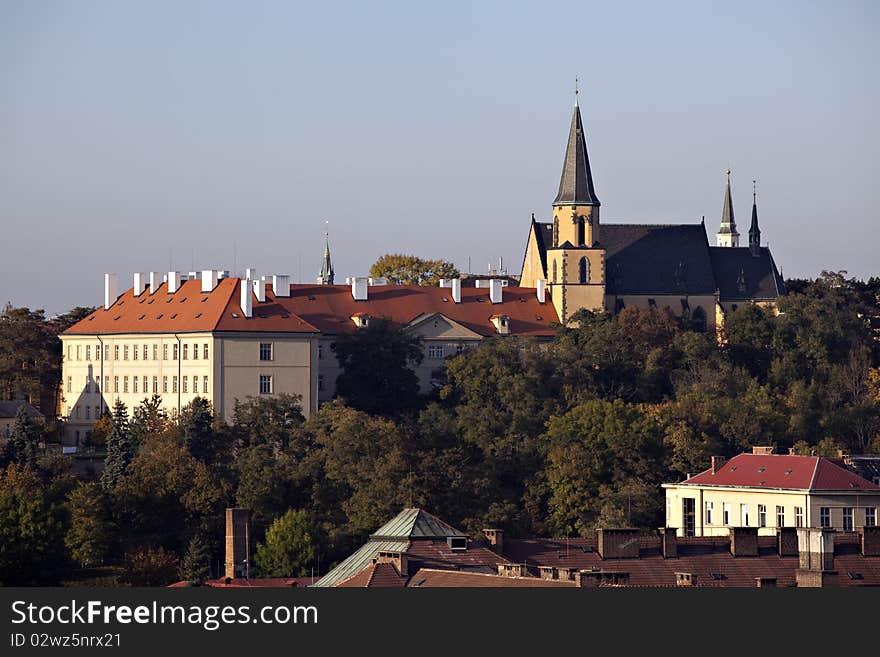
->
716;170;740;247
748;180;761;257
316;231;334;285
546;86;606;323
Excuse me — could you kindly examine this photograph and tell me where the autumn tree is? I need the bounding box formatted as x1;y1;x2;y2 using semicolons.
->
369;254;459;286
254;509;324;578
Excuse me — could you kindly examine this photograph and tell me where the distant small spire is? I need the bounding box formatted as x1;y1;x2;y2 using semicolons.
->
716;168;739;247
574;77;579;107
749;179;761;257
317;221;334;285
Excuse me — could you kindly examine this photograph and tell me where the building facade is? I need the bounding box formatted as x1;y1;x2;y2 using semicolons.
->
663;451;880;537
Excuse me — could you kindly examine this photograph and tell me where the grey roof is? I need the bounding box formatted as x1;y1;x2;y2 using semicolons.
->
718;176;738;235
0;400;43;419
553;105;600;207
709;246;785;301
312;508;466;587
602;224;717;295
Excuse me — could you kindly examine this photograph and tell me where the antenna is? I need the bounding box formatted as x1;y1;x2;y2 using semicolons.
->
574;77;579;106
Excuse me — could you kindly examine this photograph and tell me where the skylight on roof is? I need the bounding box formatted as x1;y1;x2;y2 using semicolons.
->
195;313;202;318
138;314;145;320
170;313;177;319
758;467;766;472
201;297;208;302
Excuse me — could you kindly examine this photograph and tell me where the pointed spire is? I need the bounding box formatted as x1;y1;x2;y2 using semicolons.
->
716;169;740;247
317;222;334;285
553;93;600;207
749;179;761;256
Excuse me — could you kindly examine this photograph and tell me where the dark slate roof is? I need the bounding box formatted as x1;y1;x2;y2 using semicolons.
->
553;104;600;206
0;400;44;420
602;224;717;295
709;246;784;301
718;176;738;235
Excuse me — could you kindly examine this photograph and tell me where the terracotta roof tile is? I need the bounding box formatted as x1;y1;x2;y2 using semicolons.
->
407;568;577;588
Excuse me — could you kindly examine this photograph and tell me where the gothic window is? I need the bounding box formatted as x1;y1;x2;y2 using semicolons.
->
577;216;585;246
552;216;559;247
552;260;558;284
578;257;589;284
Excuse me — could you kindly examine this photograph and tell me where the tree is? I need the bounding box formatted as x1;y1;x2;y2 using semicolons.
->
0;305;61;415
101;399;134;491
232;394;305;450
369;254;459;286
332;318;424;415
129;394;168;447
180;397;215;463
65;482;112;567
0;463;70;585
179;534;212;584
120;547;179;586
254;509;324;578
6;404;42;467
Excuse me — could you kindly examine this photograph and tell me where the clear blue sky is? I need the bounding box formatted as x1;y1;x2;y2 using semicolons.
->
1;0;877;313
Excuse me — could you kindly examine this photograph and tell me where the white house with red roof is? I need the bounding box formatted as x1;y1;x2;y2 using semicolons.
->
663;448;880;537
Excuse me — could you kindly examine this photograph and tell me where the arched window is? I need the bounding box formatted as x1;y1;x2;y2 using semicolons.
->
577;216;585;246
552;216;559;247
552;260;558;284
579;257;589;283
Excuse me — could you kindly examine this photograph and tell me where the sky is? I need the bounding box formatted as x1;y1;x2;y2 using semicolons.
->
1;0;878;314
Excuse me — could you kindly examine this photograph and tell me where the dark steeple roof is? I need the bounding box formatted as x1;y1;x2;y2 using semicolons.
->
748;183;761;256
717;171;738;236
318;233;334;285
553;103;600;207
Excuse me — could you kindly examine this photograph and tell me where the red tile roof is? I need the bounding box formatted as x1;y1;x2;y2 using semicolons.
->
407;568;577;588
335;562;407;588
65;280;558;337
168;576;316;588
676;453;880;492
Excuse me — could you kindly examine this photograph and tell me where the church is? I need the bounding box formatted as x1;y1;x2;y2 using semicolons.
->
519;96;785;332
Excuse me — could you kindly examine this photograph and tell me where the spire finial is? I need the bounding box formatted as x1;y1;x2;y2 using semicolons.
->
753;179;757;203
574;77;579;106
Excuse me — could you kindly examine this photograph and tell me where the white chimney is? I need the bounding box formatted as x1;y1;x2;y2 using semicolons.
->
368;277;388;286
240;278;253;318
148;271;160;295
188;271;198;280
536;279;546;304
352;277;368;301
245;268;258;280
345;277;353;285
272;275;290;297
103;273;119;310
439;279;450;288
133;272;146;297
451;278;462;303
167;271;181;294
201;269;219;292
216;269;230;280
490;279;503;304
253;278;266;303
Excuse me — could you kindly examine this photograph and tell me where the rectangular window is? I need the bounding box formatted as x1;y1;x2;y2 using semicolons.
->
820;507;831;528
867;508;877;528
75;406;80;419
114;345;119;360
67;376;72;393
173;344;179;360
76;345;81;360
114;376;119;393
193;343;199;360
259;375;273;394
104;376;109;392
143;376;148;394
843;507;853;532
795;507;804;528
183;344;188;360
172;376;178;393
143;344;148;360
203;376;208;394
428;345;445;359
260;343;273;361
133;344;138;360
758;504;767;528
133;376;138;394
86;345;91;361
183;376;188;393
162;376;168;394
705;501;713;525
456;343;465;355
96;344;101;360
163;344;168;360
682;498;696;537
85;405;90;420
123;345;129;360
67;346;71;361
740;504;749;527
104;345;110;361
318;344;323;360
723;502;731;525
203;344;209;360
153;344;159;360
153;376;158;394
123;376;129;393
776;505;785;528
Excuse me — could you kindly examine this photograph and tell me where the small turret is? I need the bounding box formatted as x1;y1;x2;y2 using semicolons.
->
748;180;761;257
716;169;740;247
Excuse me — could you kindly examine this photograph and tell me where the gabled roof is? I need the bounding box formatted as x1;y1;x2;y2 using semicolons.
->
674;453;880;492
709;246;785;301
553;104;600;206
335;562;407;588
371;508;466;539
0;400;44;420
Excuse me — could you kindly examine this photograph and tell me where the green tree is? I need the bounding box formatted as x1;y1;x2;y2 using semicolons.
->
129;394;168;447
101;399;134;491
6;404;42;467
369;254;459;286
65;482;112;567
0;305;61;415
180;397;215;463
232;394;305;449
179;534;212;584
254;509;324;578
332;318;424;415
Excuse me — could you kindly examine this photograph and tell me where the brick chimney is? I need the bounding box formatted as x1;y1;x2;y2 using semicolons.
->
729;527;758;557
225;508;250;579
710;456;727;474
375;550;409;577
777;527;798;557
796;528;837;588
597;529;640;560
483;528;504;554
751;446;774;455
658;527;678;558
497;563;527;578
859;526;880;557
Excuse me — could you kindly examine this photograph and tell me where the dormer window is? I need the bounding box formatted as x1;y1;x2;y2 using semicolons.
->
489;314;510;335
350;312;371;328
